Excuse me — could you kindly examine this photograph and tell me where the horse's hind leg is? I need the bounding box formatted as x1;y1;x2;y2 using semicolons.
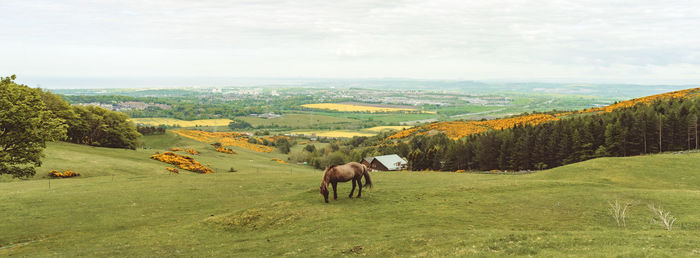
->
349;179;356;198
332;182;338;200
357;177;363;198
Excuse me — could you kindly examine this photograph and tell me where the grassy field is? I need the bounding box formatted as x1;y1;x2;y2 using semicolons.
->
2;135;700;256
238;113;359;128
312;111;438;124
291;126;408;138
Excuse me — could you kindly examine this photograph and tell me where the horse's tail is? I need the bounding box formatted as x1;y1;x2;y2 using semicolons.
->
362;165;373;188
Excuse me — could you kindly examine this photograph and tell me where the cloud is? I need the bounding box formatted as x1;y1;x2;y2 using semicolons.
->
1;0;700;84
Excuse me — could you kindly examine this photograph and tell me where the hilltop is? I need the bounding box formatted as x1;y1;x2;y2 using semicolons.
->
387;87;700;140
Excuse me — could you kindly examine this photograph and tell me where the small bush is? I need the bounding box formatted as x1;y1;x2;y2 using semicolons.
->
608;200;634;228
649;204;676;231
151;152;214;174
216;147;236;154
49;170;80;178
228;167;237;172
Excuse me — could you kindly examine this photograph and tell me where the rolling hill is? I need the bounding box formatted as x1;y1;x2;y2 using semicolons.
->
1;133;699;256
387;87;700;140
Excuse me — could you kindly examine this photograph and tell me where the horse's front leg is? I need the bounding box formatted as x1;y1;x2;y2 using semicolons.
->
332;182;338;200
349;179;356;198
357;178;363;198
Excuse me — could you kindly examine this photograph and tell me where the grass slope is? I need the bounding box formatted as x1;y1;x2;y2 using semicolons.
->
1;138;699;256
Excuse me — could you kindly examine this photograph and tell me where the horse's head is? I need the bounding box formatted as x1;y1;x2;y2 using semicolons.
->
319;183;329;203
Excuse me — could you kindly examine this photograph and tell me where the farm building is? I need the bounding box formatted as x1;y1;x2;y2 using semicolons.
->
362;154;407;171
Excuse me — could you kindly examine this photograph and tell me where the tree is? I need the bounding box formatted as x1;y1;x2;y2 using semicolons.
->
0;76;66;178
276;138;291;154
228;119;252;129
303;144;316;153
66;105;141;149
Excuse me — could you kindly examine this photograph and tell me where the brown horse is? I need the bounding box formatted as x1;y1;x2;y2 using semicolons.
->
319;162;372;203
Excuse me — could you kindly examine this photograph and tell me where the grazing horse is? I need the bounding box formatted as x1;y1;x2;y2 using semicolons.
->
319;162;373;203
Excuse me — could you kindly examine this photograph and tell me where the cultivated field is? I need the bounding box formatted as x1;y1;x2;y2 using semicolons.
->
364;126;411;132
302;103;426;113
130;118;233;127
291;130;376;138
2;133;699;256
237;113;359;128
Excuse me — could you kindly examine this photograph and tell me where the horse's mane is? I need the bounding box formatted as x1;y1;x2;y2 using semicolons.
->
328;164;340;170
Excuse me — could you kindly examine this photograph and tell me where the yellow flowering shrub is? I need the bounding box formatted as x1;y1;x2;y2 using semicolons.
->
150;152;214;174
166;167;179;174
185;148;199;155
170;147;184;151
389;114;558;140
271;158;287;164
49;170;80;178
216;147;236;154
581;87;700;114
387;127;419;139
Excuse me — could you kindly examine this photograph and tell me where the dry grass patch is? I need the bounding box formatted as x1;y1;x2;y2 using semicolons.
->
205;201;308;231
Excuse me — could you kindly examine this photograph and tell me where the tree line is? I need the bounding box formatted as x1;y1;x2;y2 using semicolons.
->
64;94;324;121
1;76;140;178
378;97;700;171
136;125;167;135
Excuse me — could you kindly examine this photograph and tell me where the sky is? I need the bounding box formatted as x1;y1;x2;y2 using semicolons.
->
1;0;700;88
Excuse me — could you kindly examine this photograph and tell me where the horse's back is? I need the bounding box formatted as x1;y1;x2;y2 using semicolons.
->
330;162;363;182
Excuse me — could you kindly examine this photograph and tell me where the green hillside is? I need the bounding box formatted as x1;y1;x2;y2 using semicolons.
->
1;135;699;256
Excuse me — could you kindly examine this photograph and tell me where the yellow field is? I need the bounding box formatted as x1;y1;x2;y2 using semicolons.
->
301;103;430;113
291;130;376;138
364;126;411;132
171;130;275;152
130;118;233;127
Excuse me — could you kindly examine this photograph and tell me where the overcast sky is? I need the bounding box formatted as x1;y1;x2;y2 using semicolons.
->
2;0;700;87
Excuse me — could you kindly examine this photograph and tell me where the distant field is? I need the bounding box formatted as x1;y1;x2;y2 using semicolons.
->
130;114;360;129
291;130;376;138
364;126;411;132
238;113;358;128
302;103;433;113
287;126;407;138
313;111;437;124
2;140;699;256
130;118;232;127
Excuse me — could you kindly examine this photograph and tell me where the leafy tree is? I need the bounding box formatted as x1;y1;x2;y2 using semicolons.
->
66;105;141;149
0;76;66;178
228;119;253;129
303;144;316;152
276;138;292;154
326;152;346;167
